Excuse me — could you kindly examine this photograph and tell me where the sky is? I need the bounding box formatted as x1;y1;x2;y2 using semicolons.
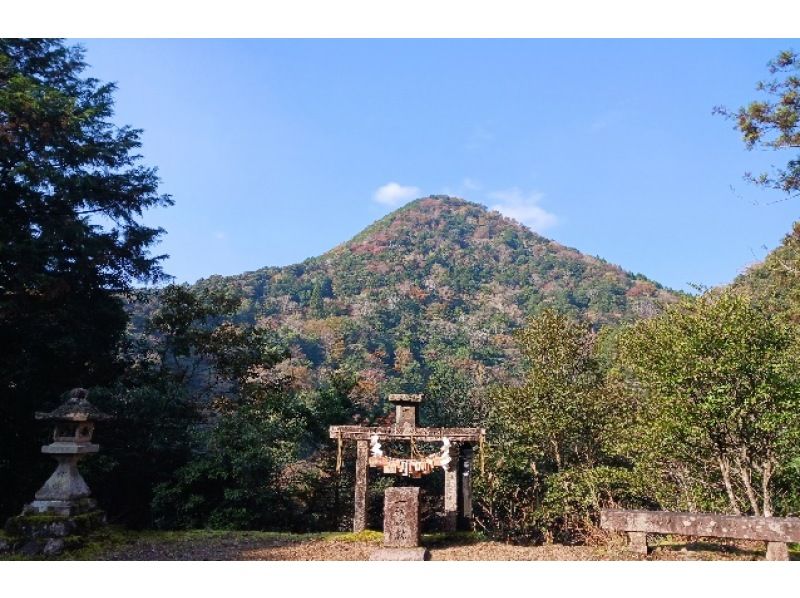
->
76;38;800;293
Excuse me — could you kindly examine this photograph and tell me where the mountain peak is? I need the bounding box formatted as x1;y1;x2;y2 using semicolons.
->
192;196;675;405
340;194;544;257
233;192;674;330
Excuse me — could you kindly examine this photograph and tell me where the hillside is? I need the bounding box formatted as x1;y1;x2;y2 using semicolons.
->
185;196;675;415
733;221;800;324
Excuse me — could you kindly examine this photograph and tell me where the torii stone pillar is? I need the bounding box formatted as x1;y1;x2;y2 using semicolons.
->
354;439;369;533
443;444;460;531
460;445;474;526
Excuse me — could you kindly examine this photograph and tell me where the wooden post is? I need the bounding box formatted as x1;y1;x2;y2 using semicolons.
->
443;445;459;532
766;541;789;561
354;440;369;533
460;445;473;530
628;531;648;556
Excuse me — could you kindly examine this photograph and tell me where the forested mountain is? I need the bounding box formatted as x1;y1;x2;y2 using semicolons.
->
149;196;675;415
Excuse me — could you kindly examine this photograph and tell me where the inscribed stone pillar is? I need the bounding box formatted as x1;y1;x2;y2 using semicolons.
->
443;445;459;532
383;487;421;547
354;440;369;532
460;445;473;529
370;486;427;560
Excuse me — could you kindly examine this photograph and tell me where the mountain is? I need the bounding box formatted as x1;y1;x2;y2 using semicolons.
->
186;196;675;412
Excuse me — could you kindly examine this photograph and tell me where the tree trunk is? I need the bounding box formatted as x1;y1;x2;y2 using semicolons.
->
551;438;561;471
735;454;761;516
761;459;774;518
717;455;741;515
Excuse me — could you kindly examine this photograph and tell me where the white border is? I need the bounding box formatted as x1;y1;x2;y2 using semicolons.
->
2;0;800;38
2;5;799;596
1;560;798;598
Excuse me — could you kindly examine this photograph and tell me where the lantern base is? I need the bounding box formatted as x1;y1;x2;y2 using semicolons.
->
25;497;98;517
4;509;106;556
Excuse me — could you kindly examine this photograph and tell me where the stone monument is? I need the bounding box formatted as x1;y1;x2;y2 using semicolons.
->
369;487;428;561
3;388;109;556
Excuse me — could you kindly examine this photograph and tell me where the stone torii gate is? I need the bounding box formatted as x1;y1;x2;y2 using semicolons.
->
330;393;484;532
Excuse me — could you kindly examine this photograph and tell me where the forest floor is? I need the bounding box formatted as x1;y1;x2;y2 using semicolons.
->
5;528;796;561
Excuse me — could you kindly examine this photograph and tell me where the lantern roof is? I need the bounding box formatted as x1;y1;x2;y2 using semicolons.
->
35;388;111;422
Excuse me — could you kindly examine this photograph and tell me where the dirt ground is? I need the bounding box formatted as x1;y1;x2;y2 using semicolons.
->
91;530;778;561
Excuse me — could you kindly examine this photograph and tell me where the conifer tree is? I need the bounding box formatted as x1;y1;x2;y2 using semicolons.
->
0;39;171;518
716;50;800;200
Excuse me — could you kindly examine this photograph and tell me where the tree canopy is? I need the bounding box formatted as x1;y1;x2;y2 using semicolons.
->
479;309;637;542
716;49;800;200
617;290;800;517
0;39;171;520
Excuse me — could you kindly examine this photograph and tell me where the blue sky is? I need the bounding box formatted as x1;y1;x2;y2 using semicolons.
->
77;39;798;292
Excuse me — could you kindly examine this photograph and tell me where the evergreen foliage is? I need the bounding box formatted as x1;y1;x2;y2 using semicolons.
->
716;49;800;199
0;39;171;520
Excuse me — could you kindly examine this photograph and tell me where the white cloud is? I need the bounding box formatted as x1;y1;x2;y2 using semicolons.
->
373;182;421;207
488;188;558;233
462;177;481;191
213;231;227;241
441;177;481;197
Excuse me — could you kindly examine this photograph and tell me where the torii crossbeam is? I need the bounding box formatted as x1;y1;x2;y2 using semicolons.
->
330;393;485;532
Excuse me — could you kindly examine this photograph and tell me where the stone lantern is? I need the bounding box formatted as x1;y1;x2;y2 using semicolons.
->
3;388;110;556
26;388;110;517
